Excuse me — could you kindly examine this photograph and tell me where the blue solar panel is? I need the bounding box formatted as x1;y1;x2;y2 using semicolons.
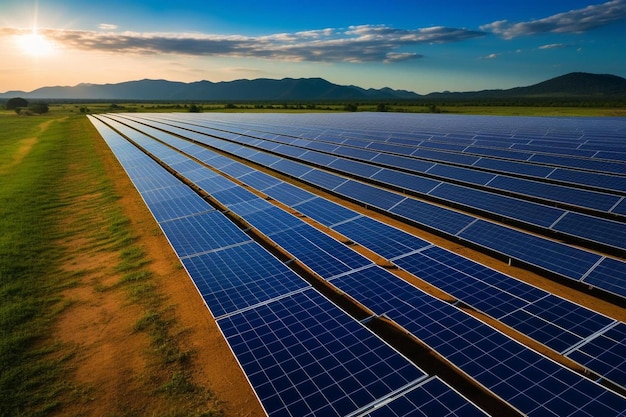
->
428;183;564;228
263;182;315;206
210;186;259;205
269;224;373;279
567;323;626;389
458;220;601;280
181;241;309;318
389;198;475;235
551;212;626;251
270;158;314;178
547;169;626;193
487;175;621;212
530;153;626;175
329;158;383;178
363;377;488;417
330;266;626;417
238;170;283;191
237;205;304;235
370;169;439;194
159;210;252;257
333;216;431;260
335;180;406;210
300;150;339;166
370;153;434;173
292;197;361;227
300;168;349;190
611;198;626;216
582;257;626;298
473;158;555;177
218;288;427;417
425;164;495;186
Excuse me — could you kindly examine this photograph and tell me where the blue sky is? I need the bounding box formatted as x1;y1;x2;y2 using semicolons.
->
1;0;625;94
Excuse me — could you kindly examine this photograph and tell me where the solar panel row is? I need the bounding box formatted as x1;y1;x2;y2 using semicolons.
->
91;115;624;412
90;116;495;417
121;113;626;299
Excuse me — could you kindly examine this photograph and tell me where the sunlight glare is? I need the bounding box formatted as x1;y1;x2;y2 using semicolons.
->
17;31;55;57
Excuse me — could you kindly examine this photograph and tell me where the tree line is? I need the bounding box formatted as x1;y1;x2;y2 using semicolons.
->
4;97;49;115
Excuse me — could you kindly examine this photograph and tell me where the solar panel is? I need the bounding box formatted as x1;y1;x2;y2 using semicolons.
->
362;377;489;417
333;216;431;260
269;224;373;279
487;175;621;212
218;288;427;417
370;169;439;194
300;168;350;190
582;257;626;298
551;212;626;251
458;220;601;281
181;241;309;318
335;180;407;210
263;182;316;206
566;323;626;389
159;210;252;257
428;183;564;228
329;265;626;417
292;197;362;227
389;198;476;235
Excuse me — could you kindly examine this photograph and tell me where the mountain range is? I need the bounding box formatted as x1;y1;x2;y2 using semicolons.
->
1;72;625;101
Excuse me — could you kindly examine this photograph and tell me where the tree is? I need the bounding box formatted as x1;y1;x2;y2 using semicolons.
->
29;102;49;114
6;97;28;110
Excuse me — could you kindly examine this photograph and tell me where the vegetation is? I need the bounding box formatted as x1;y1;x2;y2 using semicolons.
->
0;107;222;416
5;97;28;110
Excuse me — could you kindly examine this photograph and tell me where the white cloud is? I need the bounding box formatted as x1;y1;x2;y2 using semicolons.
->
0;24;484;64
538;43;568;49
481;0;626;39
98;23;118;30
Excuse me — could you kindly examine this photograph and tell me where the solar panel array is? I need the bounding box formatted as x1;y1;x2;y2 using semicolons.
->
122;112;626;299
89;113;626;417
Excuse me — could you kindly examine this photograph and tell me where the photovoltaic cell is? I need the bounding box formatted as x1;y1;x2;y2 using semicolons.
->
363;377;488;417
335;180;406;210
330;266;626;417
567;323;626;389
269;224;372;279
458;220;601;280
333;216;431;260
181;241;309;318
218;288;427;417
389;198;475;235
292;197;361;227
159;210;251;257
582;257;626;298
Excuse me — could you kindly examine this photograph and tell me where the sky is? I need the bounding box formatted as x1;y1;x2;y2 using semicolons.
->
1;0;625;94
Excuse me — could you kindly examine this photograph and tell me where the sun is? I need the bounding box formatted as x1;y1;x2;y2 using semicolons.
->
17;31;55;57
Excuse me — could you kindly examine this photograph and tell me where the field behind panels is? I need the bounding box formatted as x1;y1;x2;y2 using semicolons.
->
89;112;626;417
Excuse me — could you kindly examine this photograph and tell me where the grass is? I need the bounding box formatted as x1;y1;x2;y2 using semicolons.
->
0;108;222;416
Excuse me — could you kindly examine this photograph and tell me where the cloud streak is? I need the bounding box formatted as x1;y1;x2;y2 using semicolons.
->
1;24;484;63
481;0;626;39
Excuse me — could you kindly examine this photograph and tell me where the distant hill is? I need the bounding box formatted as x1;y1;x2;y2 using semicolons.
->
425;72;626;100
0;77;422;101
1;72;624;101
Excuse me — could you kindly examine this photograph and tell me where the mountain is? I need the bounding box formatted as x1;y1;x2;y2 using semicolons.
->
2;72;624;101
0;77;421;101
425;72;626;100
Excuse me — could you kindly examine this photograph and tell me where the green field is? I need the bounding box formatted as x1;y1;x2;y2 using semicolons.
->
0;109;221;417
